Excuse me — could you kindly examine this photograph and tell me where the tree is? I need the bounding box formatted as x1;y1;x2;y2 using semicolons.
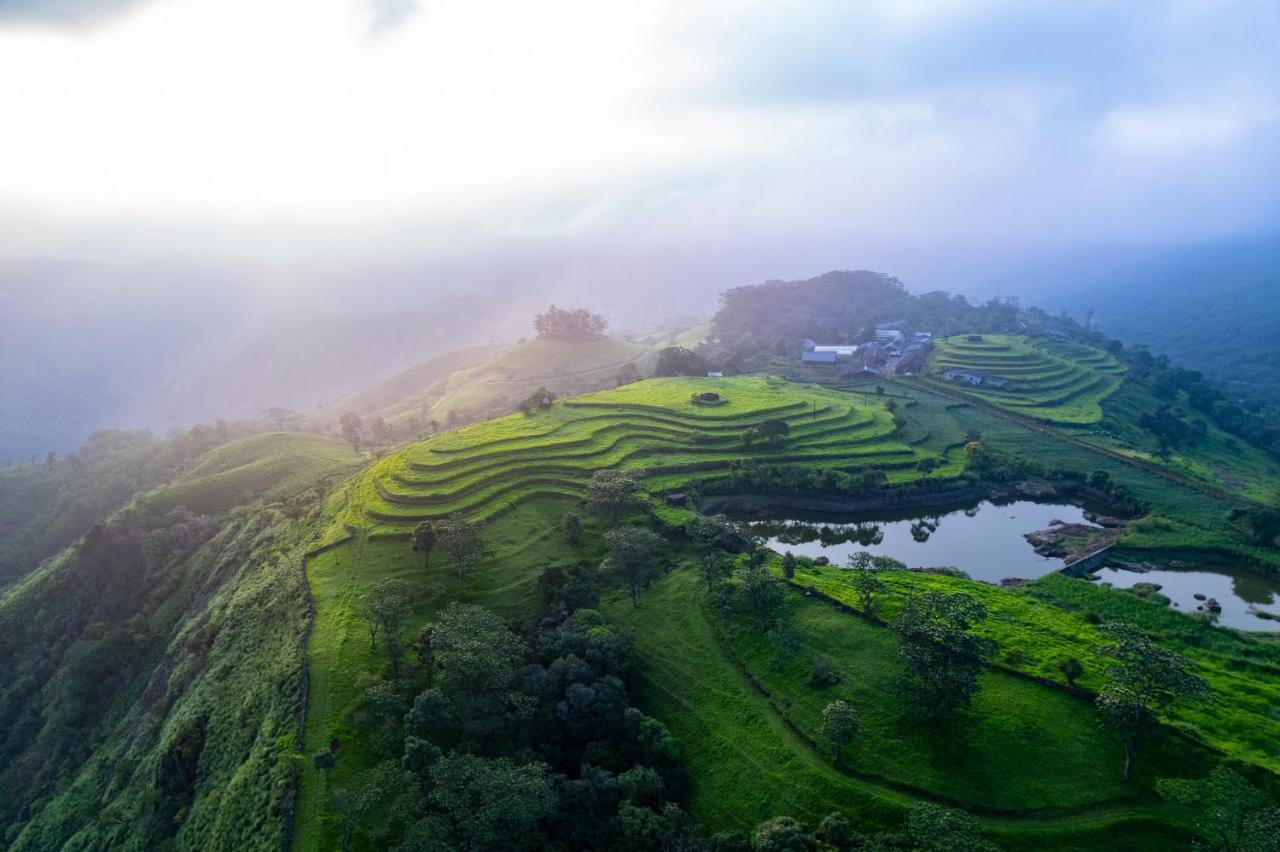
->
752;816;809;852
1158;765;1280;851
602;525;664;607
916;456;941;477
263;406;298;429
331;760;419;851
653;346;708;377
432;602;527;696
533;304;608;341
429;418;441;435
1058;657;1084;687
1094;622;1209;780
740;562;783;626
845;552;892;615
517;386;557;415
814;813;858;850
436;516;489;586
313;751;336;774
892;592;995;719
411;521;437;570
742;418;789;450
820;700;860;767
781;551;796;579
428;753;558;849
369;416;391;444
563;512;582;545
698;551;733;594
361;578;413;674
616;362;641;386
339;412;364;452
413;625;435;687
585;468;642;524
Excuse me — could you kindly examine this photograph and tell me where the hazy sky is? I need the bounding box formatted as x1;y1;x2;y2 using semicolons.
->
2;0;1278;267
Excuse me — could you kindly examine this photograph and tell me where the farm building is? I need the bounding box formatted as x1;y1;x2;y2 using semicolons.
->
801;350;838;364
943;369;985;385
813;345;858;358
706;371;724;378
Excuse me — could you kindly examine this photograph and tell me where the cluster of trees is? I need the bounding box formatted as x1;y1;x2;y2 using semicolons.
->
332;596;693;851
0;420;276;587
741;419;789;450
337;411;422;452
963;443;1147;516
698;270;1030;372
696;460;892;500
731;801;1000;852
654;346;710;377
517;387;557;416
1117;344;1280;458
533;305;608;341
406;516;490;589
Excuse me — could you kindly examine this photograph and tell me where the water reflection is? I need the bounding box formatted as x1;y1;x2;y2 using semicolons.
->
739;500;1090;584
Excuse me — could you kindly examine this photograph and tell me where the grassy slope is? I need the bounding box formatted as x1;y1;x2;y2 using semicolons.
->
3;511;313;852
292;497;614;850
603;567;1197;850
143;432;361;515
793;565;1280;774
414;337;658;425
1068;380;1280;504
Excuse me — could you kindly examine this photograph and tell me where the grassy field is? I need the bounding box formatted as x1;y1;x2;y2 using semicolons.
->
926;335;1124;425
790;564;1280;774
603;566;1199;850
143;432;361;515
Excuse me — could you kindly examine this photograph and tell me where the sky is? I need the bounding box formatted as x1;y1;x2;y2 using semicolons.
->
1;0;1278;275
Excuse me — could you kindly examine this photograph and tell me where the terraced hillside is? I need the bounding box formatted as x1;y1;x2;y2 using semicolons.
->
336;376;957;532
927;334;1125;424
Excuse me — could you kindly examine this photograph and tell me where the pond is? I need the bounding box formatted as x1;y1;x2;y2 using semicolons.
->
1094;564;1280;631
741;499;1091;585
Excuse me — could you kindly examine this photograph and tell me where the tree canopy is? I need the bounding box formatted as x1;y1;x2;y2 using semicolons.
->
533;304;608;341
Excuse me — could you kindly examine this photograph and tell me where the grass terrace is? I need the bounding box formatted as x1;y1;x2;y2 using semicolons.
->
927;334;1125;424
333;377;953;533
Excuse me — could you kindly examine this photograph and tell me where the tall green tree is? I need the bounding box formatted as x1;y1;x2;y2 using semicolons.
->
585;468;642;524
1158;765;1280;850
892;591;995;719
411;521;437;570
602;525;664;607
436;516;490;586
1094;622;1209;780
739;562;783;626
819;700;860;768
361;578;414;674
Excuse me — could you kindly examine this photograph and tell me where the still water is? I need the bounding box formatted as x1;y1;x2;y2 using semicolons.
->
740;499;1280;631
743;500;1090;584
1095;565;1280;631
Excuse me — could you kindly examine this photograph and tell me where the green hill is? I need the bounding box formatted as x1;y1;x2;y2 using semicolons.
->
290;374;1280;850
144;432;361;515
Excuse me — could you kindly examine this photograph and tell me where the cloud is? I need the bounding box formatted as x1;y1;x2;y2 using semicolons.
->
369;0;420;32
0;0;1276;265
0;0;152;28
